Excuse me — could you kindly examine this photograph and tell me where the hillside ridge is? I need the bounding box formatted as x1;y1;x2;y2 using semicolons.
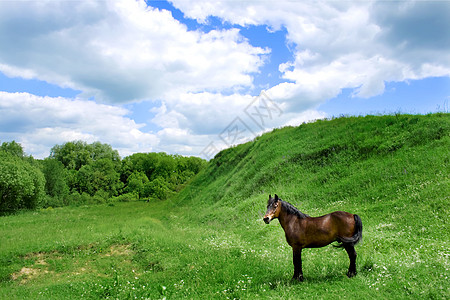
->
173;113;449;221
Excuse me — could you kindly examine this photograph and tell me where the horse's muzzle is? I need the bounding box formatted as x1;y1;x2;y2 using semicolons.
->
263;216;271;224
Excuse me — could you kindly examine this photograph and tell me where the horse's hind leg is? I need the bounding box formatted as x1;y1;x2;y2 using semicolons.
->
344;245;357;277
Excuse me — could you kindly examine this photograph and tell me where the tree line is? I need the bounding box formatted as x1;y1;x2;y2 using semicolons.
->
0;141;206;212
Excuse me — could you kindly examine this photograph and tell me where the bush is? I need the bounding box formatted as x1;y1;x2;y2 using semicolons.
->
66;191;99;206
40;195;65;208
110;192;139;203
67;191;82;206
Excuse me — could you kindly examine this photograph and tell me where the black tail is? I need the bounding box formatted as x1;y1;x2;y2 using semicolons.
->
335;214;363;247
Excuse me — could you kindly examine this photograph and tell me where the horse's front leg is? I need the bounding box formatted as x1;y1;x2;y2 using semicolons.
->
292;247;303;282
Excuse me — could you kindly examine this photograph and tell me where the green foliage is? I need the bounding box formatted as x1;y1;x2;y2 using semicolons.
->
50;141;92;170
64;191;107;206
50;141;120;171
110;192;139;202
0;141;25;158
49;141;207;202
0;139;206;211
147;177;172;201
77;158;123;198
0;151;45;211
124;171;150;199
41;158;69;206
120;152;206;200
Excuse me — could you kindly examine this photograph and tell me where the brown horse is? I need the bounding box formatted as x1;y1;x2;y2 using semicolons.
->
263;194;362;282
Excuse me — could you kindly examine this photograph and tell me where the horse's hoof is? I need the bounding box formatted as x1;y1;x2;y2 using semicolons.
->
347;271;356;278
292;276;304;282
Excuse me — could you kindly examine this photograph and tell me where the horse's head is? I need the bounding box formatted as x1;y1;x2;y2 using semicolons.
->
263;194;281;224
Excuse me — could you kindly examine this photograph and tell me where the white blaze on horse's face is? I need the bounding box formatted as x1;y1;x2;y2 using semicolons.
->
263;195;281;224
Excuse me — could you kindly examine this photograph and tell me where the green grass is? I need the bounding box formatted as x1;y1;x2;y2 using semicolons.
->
1;113;449;299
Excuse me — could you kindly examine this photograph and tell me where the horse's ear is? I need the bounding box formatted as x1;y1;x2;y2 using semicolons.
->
275;194;279;201
269;194;272;199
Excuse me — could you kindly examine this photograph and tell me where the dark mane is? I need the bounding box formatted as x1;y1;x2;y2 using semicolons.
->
281;200;309;219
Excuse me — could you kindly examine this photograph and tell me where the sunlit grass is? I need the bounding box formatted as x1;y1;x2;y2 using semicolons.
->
1;114;449;299
1;198;448;299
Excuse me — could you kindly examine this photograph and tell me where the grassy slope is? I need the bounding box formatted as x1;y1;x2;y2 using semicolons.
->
1;113;449;299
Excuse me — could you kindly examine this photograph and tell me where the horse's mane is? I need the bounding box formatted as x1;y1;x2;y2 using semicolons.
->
281;200;309;219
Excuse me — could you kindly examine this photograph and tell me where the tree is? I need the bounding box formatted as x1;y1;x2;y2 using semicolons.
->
121;152;158;181
50;141;121;171
154;153;176;181
50;141;92;170
41;158;69;204
1;141;24;157
120;152;207;200
77;158;123;198
125;171;150;199
90;142;121;164
148;177;171;200
185;156;207;174
0;151;45;211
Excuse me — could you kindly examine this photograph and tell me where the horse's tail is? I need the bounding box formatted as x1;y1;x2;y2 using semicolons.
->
335;214;363;247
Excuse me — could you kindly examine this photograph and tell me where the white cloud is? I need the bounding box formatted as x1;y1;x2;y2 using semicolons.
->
0;0;268;103
171;0;450;103
150;91;256;156
0;92;158;158
156;92;254;134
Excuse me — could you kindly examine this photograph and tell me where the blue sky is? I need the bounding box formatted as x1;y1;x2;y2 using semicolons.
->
0;0;449;159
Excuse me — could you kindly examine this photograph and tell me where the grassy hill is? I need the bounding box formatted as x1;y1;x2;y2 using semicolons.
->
1;113;449;299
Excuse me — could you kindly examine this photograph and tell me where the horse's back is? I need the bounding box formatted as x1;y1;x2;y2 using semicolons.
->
330;210;354;217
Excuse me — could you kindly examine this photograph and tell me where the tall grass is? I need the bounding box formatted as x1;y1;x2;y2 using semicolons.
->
1;113;449;299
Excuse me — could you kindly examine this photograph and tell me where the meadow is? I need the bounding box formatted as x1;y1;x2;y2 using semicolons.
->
1;114;449;299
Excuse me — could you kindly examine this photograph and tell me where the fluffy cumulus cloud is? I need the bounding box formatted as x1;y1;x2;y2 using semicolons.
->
0;92;158;158
171;0;450;101
0;0;448;158
0;0;267;103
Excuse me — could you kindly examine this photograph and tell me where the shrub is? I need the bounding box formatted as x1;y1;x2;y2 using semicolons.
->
110;192;139;203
